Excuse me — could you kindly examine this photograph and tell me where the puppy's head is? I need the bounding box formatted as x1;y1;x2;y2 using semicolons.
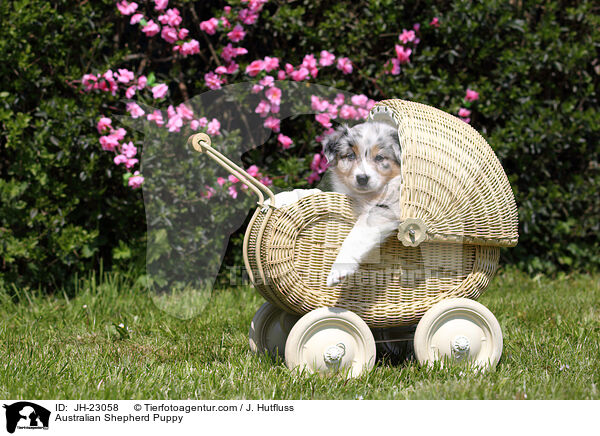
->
323;122;401;197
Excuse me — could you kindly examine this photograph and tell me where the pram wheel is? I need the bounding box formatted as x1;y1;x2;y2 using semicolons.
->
413;298;503;369
249;302;299;358
285;307;376;378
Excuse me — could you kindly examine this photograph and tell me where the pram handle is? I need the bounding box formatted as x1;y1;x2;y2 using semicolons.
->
188;133;276;206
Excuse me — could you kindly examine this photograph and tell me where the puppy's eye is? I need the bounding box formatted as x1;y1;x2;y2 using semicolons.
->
341;153;356;161
374;155;385;162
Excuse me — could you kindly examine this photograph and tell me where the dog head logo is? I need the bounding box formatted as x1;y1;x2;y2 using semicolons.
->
3;402;50;434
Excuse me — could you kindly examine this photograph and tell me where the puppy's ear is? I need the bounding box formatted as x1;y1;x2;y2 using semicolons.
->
387;128;402;164
322;124;350;164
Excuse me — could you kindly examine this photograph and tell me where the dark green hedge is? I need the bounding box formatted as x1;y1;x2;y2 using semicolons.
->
1;0;598;290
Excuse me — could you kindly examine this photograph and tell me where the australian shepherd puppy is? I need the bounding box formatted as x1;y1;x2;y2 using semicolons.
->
322;121;403;287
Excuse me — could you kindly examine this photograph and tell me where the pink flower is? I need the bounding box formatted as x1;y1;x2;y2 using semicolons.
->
395;45;412;63
121;141;137;158
260;176;272;186
205;72;223;90
311;153;322;171
81;74;97;91
128;171;144;189
200;17;219;35
319;50;335;67
203;186;216;199
251;84;264;94
142;20;160;36
277;70;286;80
389;58;401;75
265;87;282;106
458;108;471;118
327;105;339;119
430;17;440;28
161;26;178;43
290;67;309;81
215;66;228;75
270;104;280;114
130;13;143;24
339;105;358;120
277;134;293;149
224;6;232;14
302;54;317;69
255;100;271;118
117;1;138;16
227;24;246;42
461;117;471;124
311;96;329;112
125;86;136;99
190;119;201;130
315;113;332;128
152;83;169;99
162;8;182;26
399;29;416;44
284;63;294;74
263;56;279;72
147;110;164;126
197;117;208;128
207;118;221;135
336;57;353;74
259;76;274;87
264;117;280;132
117;69;134;83
114;154;128;165
228;185;238;199
357;108;369;119
180;39;200;56
137;75;147;89
178;28;189;39
126;102;145;118
334;93;345;106
176;104;194;120
154;0;168;10
97;117;112;133
307;172;320;184
246;165;260;177
465;89;479;102
351;94;369;107
226;62;239;74
111;127;127;141
221;44;247;62
166;115;182;132
220;17;231;29
239;8;258;25
99;135;120;151
167;106;182;132
228;174;239;183
245;60;265;77
217;177;227;186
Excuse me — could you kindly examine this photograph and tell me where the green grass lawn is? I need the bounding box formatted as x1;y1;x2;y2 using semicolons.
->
1;268;598;400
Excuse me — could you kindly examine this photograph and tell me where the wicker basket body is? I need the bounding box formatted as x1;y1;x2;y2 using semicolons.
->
245;192;500;328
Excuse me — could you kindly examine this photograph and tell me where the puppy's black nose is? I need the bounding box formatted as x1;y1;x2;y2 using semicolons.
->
356;174;369;186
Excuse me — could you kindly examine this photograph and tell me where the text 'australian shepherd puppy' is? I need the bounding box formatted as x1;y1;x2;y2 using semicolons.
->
322;121;403;287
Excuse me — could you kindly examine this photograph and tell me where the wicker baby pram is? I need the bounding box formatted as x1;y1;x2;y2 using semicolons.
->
188;98;518;377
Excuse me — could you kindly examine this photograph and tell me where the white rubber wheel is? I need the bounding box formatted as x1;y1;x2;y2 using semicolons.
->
414;298;503;369
249;302;300;358
285;307;376;378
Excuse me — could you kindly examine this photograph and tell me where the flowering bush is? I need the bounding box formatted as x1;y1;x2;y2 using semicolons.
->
2;0;599;290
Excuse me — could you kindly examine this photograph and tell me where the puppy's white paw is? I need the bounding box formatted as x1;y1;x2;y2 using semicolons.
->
326;262;359;287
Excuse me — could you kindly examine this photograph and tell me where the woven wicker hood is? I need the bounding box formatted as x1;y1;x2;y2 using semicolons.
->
370;99;518;247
